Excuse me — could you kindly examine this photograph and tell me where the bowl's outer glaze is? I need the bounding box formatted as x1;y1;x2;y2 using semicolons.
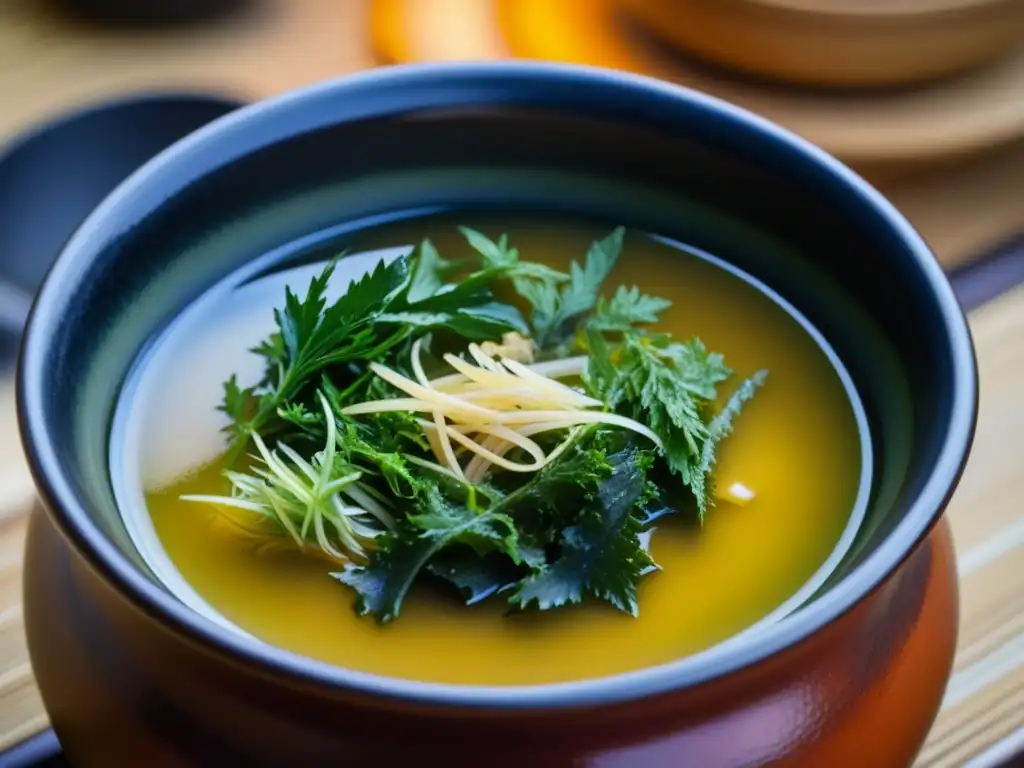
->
17;63;976;767
23;508;957;766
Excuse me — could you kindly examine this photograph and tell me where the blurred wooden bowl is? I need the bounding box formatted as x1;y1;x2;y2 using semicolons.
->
619;0;1024;88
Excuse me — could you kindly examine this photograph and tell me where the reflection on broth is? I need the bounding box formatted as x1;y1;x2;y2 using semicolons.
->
121;219;867;685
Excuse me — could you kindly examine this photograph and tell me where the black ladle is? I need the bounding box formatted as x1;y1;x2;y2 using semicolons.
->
0;92;245;374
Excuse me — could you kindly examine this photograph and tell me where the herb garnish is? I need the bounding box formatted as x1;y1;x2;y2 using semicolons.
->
186;227;767;623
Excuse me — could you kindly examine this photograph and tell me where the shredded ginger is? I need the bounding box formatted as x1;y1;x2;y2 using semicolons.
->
478;332;537;364
341;339;662;482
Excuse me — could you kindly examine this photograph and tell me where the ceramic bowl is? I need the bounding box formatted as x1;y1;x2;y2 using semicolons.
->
0;93;242;544
17;63;976;766
620;0;1024;88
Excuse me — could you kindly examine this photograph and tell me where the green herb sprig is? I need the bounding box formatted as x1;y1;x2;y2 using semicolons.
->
188;226;766;623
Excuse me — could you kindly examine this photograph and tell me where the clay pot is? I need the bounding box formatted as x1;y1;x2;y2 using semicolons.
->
18;64;977;766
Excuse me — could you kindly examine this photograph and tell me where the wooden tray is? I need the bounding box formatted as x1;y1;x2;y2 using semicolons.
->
0;0;1021;764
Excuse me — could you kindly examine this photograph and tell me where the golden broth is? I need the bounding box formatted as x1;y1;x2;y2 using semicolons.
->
138;221;865;685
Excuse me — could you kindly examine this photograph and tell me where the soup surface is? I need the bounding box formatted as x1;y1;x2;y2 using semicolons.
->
123;218;866;685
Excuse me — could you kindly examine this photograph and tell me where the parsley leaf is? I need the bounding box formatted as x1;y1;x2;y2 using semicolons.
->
218;374;257;440
427;549;524;606
584;328;732;515
314;257;410;338
445;302;530;340
223;244;530;461
690;370;768;512
385;239;532;340
223;257;412;460
557;227;625;328
459;227;519;270
486;425;620;528
209;224;767;625
334;486;520;623
507;447;655;615
461;227;625;349
589;285;672;332
458;227;568;285
405;239;455;303
522;227;625;348
337;428;642;620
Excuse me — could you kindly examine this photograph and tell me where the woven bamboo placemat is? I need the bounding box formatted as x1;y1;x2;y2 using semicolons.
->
0;0;1020;763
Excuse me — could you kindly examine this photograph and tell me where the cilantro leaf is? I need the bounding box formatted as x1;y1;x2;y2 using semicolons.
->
507;447;655;616
334;487;520;623
589;285;672;332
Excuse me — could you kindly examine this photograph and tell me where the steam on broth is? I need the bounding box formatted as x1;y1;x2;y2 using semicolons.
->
122;219;867;685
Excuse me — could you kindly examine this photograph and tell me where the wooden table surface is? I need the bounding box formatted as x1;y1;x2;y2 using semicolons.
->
0;1;1020;765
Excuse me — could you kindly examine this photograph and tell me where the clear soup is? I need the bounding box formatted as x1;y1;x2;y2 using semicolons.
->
121;218;866;685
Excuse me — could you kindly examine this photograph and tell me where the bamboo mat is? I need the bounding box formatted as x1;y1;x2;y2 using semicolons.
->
0;0;1020;763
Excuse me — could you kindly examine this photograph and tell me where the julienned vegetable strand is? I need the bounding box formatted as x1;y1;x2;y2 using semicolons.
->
185;227;767;623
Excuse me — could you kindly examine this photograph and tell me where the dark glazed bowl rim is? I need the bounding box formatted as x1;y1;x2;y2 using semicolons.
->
0;91;246;174
18;62;978;710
